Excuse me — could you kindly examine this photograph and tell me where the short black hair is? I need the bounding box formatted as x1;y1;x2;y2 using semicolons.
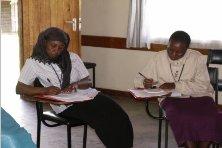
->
169;31;191;48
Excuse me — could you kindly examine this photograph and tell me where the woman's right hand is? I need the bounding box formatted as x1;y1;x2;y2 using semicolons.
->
44;86;61;95
143;78;154;89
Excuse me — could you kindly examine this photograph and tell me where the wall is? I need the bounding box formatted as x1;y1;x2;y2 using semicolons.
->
81;0;138;91
81;0;222;104
1;1;12;32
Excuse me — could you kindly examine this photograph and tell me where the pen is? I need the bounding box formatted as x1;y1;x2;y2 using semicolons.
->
47;78;51;83
139;72;158;88
139;72;149;79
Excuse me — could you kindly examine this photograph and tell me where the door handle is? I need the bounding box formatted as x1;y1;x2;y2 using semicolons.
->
66;18;77;31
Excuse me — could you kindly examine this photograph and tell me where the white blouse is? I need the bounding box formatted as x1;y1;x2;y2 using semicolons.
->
18;52;89;113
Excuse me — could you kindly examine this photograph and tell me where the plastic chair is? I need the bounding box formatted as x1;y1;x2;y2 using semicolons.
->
35;62;96;148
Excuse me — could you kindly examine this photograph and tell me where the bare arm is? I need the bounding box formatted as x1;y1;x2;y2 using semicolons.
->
62;76;92;93
77;76;92;89
16;81;61;96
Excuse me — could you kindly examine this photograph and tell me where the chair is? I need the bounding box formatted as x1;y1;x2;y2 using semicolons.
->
207;49;222;105
35;62;96;148
147;67;219;148
207;49;222;148
208;68;220;148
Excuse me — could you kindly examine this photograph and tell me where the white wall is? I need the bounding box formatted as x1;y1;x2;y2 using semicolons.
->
81;0;222;104
82;47;156;90
81;0;129;37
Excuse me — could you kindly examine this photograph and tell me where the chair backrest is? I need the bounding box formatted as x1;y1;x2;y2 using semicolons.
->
208;67;219;104
207;49;222;66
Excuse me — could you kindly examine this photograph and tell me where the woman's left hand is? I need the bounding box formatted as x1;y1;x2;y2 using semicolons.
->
62;82;78;93
159;83;175;89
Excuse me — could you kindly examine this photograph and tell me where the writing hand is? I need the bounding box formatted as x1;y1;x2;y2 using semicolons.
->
77;82;92;89
159;83;175;90
45;86;61;95
62;83;78;93
143;78;154;89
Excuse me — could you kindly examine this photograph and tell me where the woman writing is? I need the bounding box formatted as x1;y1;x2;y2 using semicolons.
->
16;27;133;148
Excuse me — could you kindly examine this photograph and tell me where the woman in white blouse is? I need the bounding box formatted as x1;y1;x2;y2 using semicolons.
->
16;27;133;148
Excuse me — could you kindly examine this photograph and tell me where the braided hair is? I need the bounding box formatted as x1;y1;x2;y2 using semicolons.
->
31;27;71;89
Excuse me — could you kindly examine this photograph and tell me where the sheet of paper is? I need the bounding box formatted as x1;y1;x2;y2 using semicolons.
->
129;88;169;98
41;88;99;103
170;90;182;97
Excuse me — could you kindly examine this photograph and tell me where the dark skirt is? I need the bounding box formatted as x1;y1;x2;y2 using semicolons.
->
216;111;222;143
161;96;221;146
58;92;134;148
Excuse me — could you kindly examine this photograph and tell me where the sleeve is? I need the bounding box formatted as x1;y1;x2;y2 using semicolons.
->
134;54;158;88
18;59;37;85
70;52;89;81
175;55;213;95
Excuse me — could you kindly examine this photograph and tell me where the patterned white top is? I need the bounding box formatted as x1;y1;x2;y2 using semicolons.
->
134;49;214;97
18;52;89;113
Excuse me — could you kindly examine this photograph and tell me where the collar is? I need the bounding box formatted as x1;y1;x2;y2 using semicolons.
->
168;51;188;66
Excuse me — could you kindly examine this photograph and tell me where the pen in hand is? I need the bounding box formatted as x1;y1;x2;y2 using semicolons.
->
47;78;51;83
139;72;150;80
45;79;61;95
138;72;158;88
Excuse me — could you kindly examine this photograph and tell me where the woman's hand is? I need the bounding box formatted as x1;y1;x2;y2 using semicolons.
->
62;82;78;93
77;82;92;89
159;83;175;90
45;86;61;95
143;78;154;89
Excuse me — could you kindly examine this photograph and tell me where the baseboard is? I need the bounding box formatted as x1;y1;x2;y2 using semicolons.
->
81;35;209;55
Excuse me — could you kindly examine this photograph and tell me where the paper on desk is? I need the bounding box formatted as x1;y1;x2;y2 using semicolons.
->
40;88;99;103
129;88;169;98
170;90;182;97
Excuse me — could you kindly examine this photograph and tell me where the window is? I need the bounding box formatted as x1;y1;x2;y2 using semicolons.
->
146;0;222;48
127;0;222;49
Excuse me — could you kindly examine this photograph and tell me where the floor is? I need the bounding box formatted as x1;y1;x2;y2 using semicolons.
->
2;95;178;148
1;33;178;148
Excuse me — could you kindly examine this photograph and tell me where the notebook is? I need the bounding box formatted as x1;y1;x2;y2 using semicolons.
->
129;88;171;99
36;88;99;103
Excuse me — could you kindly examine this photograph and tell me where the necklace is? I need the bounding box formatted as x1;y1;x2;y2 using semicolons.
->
168;52;189;82
50;64;62;88
170;64;185;82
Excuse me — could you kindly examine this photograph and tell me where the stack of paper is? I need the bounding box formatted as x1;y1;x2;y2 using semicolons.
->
37;88;99;103
129;88;170;99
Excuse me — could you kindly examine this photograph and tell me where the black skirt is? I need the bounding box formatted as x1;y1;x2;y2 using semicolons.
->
59;92;134;148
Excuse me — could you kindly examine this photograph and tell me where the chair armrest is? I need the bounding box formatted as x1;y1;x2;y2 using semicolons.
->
83;62;96;69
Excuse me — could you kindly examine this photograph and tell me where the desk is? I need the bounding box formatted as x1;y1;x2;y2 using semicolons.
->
145;99;168;148
129;88;169;148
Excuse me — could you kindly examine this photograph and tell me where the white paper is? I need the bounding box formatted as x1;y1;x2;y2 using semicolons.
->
129;88;169;98
42;88;99;102
170;90;182;97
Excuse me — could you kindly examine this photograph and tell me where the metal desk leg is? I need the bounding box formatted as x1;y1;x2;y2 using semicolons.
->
165;120;168;148
158;108;163;148
145;101;166;148
93;67;95;88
